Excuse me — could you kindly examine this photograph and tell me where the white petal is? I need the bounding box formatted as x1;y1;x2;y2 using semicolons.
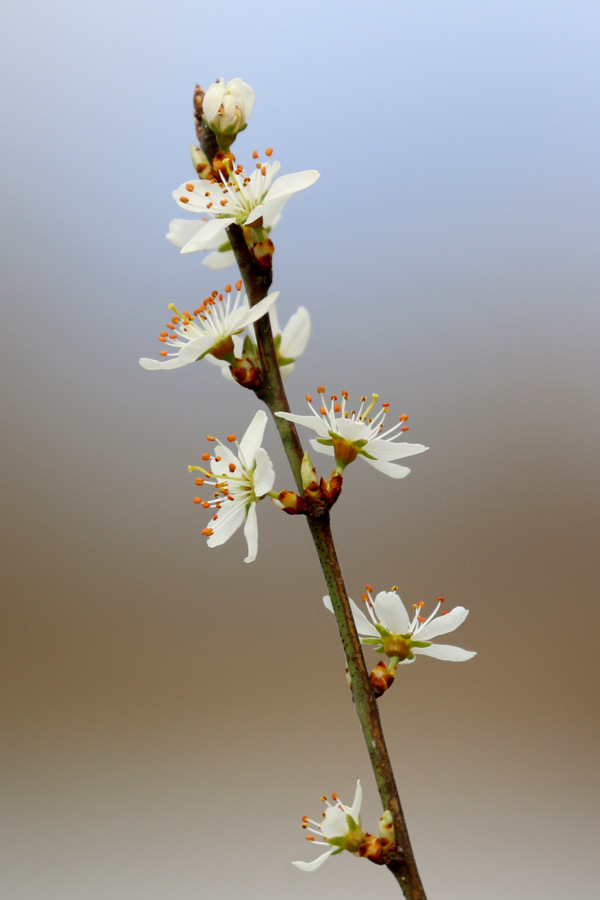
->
266;170;320;204
349;599;379;637
373;592;410;633
252;447;276;496
180;218;228;253
202;80;225;122
275;412;329;437
362;457;412;478
365;439;429;461
281;306;311;358
177;335;216;363
334;418;372;442
323;595;334;613
412;644;476;662
350;779;362;821
239;410;268;463
240;292;279;328
166;218;206;249
206;501;245;547
202;249;236;269
243;504;258;563
308;439;335;457
139;356;190;371
417;607;470;641
291;849;334;872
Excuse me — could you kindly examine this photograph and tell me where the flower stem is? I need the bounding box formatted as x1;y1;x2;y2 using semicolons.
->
225;224;427;898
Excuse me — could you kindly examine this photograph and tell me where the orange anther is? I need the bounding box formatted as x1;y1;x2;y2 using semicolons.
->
317;386;325;393
265;147;273;156
201;452;211;461
333;403;341;413
179;196;189;204
365;584;373;592
401;426;409;432
261;165;266;176
194;477;204;486
193;497;203;504
185;183;194;191
224;284;231;293
226;435;236;442
159;351;168;356
252;150;259;158
201;527;214;536
206;436;216;442
202;501;210;509
235;279;242;290
437;597;445;603
319;407;327;415
331;793;338;801
399;414;409;422
228;463;236;473
320;795;327;802
305;394;312;402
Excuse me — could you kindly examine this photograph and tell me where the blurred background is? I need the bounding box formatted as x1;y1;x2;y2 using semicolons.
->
2;1;599;897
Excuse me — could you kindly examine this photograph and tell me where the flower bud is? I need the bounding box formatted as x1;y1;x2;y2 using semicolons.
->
203;78;255;149
190;145;211;180
378;810;395;842
277;490;307;515
369;661;396;697
358;833;387;865
229;358;262;390
301;453;320;500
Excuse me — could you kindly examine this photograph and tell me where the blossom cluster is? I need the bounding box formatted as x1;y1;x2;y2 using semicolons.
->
141;76;477;882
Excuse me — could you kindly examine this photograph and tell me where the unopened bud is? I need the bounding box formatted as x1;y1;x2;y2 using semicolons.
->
378;810;395;842
320;472;343;506
370;661;396;698
202;77;255;150
229;358;262;390
301;453;320;500
358;833;386;865
190;145;211;179
250;237;275;268
277;491;307;515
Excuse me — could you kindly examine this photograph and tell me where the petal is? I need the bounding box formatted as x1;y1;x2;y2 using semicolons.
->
206;501;245;547
202;249;236;269
365;439;429;461
281;307;311;358
177;336;216;363
373;592;410;633
238;410;268;463
349;599;379;637
243;504;258;563
417;607;470;641
166;218;206;249
266;169;320;204
291;849;334;872
309;439;335;457
252;447;276;496
180;218;228;253
412;644;477;661
202;80;225;122
228;78;255;117
275;412;329;437
350;779;362;820
239;292;279;328
362;457;412;478
138;356;190;371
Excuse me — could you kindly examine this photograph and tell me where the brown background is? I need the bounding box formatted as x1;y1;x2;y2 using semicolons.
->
2;1;599;897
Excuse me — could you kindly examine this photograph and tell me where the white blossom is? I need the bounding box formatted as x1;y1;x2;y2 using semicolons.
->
202;77;255;138
172;152;319;254
292;781;365;873
188;411;275;563
324;590;476;664
139;282;278;371
277;388;428;478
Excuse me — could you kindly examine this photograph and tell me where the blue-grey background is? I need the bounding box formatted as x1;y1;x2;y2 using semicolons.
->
2;1;599;898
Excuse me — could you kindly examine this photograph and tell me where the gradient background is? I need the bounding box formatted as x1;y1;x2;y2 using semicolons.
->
2;1;599;898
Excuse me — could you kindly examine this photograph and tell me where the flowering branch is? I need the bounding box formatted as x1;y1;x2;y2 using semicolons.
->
143;77;477;900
